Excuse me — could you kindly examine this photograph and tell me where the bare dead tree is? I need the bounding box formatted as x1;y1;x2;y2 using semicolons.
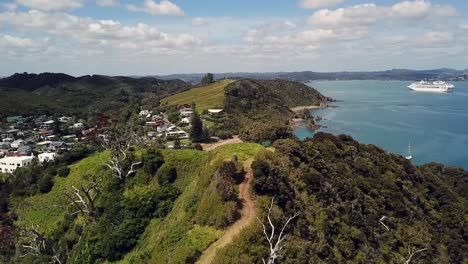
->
64;178;102;217
101;130;142;179
379;216;390;231
19;225;63;263
257;197;299;264
19;225;50;258
403;246;428;264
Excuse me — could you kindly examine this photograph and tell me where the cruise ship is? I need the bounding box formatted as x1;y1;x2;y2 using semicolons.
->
408;80;455;93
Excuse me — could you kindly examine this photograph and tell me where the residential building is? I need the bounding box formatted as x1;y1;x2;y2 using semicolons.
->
207;109;224;117
73;123;85;129
0;155;34;173
58;116;72;123
11;139;25;149
179;109;194;117
39;153;57;163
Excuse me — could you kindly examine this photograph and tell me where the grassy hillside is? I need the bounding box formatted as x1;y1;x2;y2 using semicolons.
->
114;143;264;264
10;143;265;264
161;79;234;112
12;152;110;236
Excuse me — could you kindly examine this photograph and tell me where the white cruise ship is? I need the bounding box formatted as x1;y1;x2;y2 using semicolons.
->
408;80;454;93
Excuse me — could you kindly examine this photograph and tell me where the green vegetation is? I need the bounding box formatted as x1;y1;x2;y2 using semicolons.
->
214;133;467;263
161;79;234;112
0;73;191;117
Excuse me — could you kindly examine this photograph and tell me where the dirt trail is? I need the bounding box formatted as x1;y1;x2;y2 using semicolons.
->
202;136;243;151
196;162;256;264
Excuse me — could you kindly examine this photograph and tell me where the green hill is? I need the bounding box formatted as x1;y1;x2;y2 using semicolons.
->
0;73;192;116
161;79;235;112
10;143;265;264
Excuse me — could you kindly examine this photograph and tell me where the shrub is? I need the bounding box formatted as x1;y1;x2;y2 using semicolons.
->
57;166;70;177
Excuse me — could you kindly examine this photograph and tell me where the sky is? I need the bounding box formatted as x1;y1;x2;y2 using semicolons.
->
0;0;467;76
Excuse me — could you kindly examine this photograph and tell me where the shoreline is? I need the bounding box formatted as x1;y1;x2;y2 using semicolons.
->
290;102;328;113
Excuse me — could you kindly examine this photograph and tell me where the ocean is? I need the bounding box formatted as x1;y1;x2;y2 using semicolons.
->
294;80;468;169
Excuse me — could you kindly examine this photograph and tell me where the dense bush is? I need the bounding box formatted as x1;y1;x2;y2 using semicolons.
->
57;166;70;177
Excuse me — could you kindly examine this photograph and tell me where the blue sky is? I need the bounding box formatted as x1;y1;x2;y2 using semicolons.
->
0;0;467;76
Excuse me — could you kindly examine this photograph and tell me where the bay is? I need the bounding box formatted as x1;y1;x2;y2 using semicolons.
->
294;80;468;168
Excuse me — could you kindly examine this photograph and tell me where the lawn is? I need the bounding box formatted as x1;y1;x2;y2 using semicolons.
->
161;79;235;112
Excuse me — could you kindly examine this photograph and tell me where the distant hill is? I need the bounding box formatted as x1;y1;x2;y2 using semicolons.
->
155;68;468;84
0;72;192;116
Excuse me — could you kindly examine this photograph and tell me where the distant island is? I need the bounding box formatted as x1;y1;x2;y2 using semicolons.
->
154;68;468;84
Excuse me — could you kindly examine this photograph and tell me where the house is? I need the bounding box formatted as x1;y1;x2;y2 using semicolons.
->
139;110;152;117
180;117;191;124
58;116;72;123
147;132;161;137
2;137;14;143
6;116;22;123
0;155;34;173
17;146;32;155
157;124;168;133
11;139;25;149
179;109;194;117
166;131;189;139
151;115;162;121
38;153;57;163
73;123;85;129
42;120;55;129
62;135;77;142
0;142;11;149
207;109;224;117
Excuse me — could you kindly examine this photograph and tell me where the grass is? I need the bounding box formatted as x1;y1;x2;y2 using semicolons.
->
13;152;110;236
161;79;235;112
114;143;264;264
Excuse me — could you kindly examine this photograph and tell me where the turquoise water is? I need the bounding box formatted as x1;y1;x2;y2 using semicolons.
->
294;80;468;168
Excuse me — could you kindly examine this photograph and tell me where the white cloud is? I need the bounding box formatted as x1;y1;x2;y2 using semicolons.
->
391;0;457;18
16;0;83;11
96;0;118;7
192;17;207;27
1;35;34;48
461;24;468;30
299;0;344;9
308;1;458;29
0;10;199;50
126;0;184;16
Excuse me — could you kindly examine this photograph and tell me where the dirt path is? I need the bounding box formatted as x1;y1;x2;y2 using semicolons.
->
196;164;256;264
202;136;243;151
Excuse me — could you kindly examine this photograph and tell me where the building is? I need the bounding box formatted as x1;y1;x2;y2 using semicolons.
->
6;116;23;123
38;153;57;163
17;146;32;155
58;116;72;123
11;139;25;149
179;109;194;117
73;123;85;129
207;109;224;117
166;131;189;139
180;117;191;124
0;155;34;173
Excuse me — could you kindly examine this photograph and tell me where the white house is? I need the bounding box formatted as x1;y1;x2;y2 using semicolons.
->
207;109;224;116
0;155;34;173
11;139;24;149
157;124;168;133
39;153;57;163
139;110;152;117
73;123;85;129
180;117;191;124
58;116;72;123
179;110;193;117
167;131;189;139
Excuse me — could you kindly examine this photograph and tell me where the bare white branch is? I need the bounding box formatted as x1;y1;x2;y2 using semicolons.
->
258;196;299;264
404;246;428;264
379;216;390;231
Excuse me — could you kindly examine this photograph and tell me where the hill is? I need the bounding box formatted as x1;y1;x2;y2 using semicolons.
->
214;134;467;263
216;79;327;142
0;73;192;116
161;79;235;112
155;68;467;83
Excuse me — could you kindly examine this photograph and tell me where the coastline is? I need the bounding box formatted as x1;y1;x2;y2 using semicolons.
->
290;102;328;113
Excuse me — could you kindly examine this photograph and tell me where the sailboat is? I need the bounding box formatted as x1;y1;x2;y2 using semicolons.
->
405;142;412;160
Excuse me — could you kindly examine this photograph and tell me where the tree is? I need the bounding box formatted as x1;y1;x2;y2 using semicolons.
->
190;111;204;143
258;196;299;264
201;73;214;85
101;130;142;179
